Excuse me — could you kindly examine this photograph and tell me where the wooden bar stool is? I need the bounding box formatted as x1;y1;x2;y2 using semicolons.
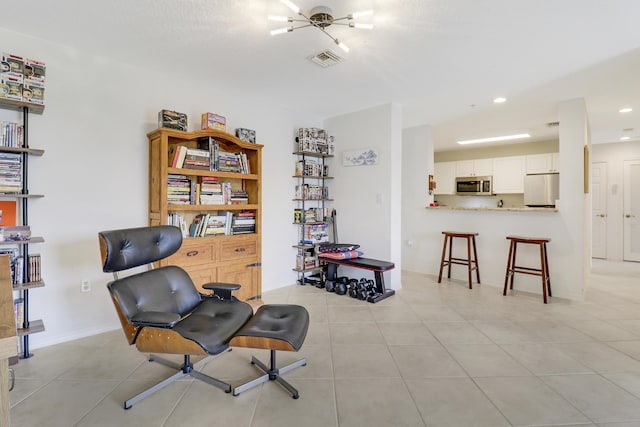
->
437;231;480;289
503;236;552;303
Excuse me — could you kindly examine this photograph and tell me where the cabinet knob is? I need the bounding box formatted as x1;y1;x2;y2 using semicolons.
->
235;247;246;252
187;250;199;257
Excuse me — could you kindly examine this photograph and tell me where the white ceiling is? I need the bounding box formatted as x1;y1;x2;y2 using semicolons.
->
3;0;640;151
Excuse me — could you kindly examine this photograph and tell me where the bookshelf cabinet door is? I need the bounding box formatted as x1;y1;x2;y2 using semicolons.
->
184;265;216;293
217;261;258;301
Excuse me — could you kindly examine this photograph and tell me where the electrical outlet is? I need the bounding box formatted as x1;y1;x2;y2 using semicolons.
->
81;280;91;292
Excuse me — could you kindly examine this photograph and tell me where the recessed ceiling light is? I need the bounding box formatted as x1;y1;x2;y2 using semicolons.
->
493;97;506;104
457;133;530;145
619;107;633;113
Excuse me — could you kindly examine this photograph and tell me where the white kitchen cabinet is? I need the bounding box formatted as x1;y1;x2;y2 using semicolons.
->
552;152;559;172
434;161;456;195
455;158;493;177
493;156;525;193
526;153;560;174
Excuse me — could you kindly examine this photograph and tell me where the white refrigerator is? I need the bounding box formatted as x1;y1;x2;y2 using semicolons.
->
524;173;559;207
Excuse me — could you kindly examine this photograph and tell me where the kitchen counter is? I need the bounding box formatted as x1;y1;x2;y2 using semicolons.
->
427;205;558;213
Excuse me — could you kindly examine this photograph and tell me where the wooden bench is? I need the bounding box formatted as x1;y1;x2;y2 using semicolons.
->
321;257;395;303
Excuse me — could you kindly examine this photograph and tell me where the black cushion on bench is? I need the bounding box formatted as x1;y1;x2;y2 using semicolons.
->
322;257;395;271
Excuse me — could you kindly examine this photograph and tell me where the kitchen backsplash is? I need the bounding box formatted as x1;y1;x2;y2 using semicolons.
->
435;194;525;209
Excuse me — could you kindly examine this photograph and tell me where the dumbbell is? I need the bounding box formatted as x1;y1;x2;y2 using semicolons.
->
334;277;349;295
325;279;336;292
359;281;372;300
348;278;360;298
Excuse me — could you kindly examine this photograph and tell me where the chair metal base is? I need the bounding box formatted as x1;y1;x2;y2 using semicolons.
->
124;353;231;409
233;350;307;399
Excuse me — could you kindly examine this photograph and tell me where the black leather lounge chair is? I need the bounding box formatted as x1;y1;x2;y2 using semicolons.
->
99;225;309;409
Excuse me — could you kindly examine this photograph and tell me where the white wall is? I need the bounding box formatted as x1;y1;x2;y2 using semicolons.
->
401;99;590;301
324;104;403;289
401;125;433;271
592;140;640;260
0;27;323;348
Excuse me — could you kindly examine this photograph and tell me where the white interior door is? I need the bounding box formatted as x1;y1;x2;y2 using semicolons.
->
623;160;640;262
592;162;607;259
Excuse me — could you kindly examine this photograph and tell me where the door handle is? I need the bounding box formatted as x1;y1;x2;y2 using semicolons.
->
625;214;633;218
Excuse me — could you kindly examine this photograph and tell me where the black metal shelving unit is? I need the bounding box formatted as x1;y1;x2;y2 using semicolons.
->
0;99;45;359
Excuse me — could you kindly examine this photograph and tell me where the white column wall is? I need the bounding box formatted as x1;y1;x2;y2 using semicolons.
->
401;125;433;272
324;103;403;289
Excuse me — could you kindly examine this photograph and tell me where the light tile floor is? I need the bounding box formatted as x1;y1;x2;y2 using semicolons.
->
9;259;640;427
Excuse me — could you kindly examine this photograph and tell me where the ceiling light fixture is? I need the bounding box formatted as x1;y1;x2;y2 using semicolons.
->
268;0;373;53
493;97;506;104
619;107;633;113
457;133;531;145
620;128;634;141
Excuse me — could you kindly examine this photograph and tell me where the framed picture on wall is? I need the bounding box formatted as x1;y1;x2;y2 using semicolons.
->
342;148;378;166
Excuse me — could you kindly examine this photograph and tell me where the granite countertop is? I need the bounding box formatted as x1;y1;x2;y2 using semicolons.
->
427;205;558;212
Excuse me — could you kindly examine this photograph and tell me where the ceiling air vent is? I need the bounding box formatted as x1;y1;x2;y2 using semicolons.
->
308;49;344;68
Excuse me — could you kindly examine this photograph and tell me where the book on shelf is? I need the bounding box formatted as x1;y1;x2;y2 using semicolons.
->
0;200;17;226
200;181;231;205
0;152;22;193
168;213;189;237
217;150;240;172
0;121;24;148
0;225;30;242
27;253;41;282
0;245;21;284
231;210;255;234
197;136;219;171
296;253;317;270
189;211;234;237
294;184;328;200
294;158;329;177
167;174;192;204
230;189;248;205
14;298;24;328
296;127;335;155
299;223;329;244
183;148;211;170
168;145;188;168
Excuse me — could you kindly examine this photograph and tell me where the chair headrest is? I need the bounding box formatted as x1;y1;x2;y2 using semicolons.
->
99;225;182;272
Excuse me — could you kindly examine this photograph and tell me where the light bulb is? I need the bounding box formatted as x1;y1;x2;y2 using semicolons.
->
352;10;373;18
352;23;373;29
335;40;350;52
280;0;300;14
270;27;292;36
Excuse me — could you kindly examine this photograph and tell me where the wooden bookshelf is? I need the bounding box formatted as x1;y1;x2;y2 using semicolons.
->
148;128;263;302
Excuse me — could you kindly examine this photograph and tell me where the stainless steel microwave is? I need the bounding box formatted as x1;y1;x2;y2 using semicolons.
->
455;176;493;195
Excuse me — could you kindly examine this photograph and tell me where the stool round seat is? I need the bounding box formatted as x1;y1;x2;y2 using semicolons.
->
438;231;480;289
503;235;552;303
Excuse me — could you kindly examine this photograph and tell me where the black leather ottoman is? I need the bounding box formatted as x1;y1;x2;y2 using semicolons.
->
229;304;309;399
